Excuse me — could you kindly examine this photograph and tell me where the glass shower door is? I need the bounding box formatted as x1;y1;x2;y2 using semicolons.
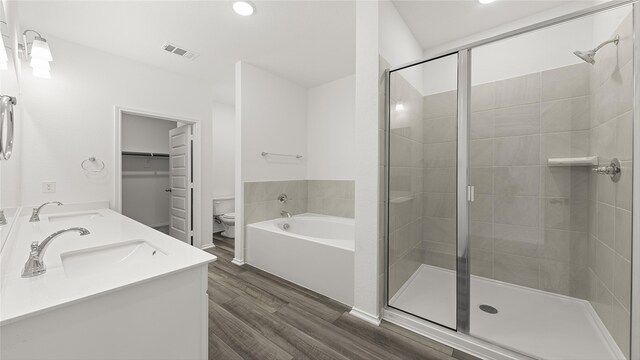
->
387;53;459;330
467;5;634;359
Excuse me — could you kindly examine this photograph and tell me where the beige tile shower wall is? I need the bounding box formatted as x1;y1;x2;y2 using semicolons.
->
388;69;425;298
420;63;593;300
244;180;308;225
421;89;458;272
587;13;633;359
307;180;355;218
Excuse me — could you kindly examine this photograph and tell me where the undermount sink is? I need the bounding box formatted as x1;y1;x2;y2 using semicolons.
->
48;212;103;222
61;240;166;278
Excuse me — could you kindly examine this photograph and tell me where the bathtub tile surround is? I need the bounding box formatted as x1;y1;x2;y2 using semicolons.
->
586;12;633;358
244;180;308;225
308;180;355;218
244;179;355;226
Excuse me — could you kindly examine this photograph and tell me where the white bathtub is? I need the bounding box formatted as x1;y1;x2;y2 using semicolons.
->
246;213;354;305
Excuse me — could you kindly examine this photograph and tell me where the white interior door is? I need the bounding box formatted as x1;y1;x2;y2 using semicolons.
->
169;124;192;244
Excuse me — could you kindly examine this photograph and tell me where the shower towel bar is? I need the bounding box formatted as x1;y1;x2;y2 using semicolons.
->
261;152;302;159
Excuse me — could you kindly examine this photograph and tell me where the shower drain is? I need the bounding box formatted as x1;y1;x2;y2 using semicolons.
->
479;304;498;314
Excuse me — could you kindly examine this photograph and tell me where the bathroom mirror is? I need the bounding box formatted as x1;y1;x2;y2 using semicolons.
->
0;0;21;247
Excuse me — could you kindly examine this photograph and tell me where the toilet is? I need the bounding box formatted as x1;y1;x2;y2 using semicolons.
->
213;196;235;238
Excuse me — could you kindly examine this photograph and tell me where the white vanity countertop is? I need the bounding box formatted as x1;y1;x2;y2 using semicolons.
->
0;207;216;325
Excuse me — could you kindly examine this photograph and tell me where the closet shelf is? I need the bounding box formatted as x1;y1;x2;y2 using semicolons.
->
122;151;169;158
547;156;598;167
122;171;169;176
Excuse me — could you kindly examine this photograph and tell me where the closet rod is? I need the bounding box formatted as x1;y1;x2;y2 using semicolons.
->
122;151;170;158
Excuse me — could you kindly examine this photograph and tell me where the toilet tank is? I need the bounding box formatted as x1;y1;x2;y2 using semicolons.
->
213;196;235;216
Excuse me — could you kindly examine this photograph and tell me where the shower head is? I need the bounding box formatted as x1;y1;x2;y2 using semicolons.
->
574;34;619;65
573;49;596;64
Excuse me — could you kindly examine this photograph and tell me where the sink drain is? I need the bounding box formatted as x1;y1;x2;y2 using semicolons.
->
479;304;498;314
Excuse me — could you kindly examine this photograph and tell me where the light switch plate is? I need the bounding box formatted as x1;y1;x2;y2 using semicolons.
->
42;181;56;193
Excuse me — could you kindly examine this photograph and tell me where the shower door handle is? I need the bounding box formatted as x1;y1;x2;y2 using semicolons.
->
467;186;475;202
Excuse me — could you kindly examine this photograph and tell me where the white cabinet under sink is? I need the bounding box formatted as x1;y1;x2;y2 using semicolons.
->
0;205;216;360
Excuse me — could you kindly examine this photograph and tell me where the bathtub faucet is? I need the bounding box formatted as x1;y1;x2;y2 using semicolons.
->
280;210;292;219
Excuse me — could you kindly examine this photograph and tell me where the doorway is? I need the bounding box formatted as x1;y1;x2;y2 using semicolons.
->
114;108;201;247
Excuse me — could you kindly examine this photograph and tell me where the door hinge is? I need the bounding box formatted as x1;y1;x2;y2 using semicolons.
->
467;185;475;202
189;182;194;189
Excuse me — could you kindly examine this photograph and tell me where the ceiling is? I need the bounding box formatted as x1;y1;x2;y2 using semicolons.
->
392;0;579;51
18;1;356;105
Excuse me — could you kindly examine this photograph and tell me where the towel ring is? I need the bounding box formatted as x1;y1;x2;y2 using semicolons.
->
81;157;105;172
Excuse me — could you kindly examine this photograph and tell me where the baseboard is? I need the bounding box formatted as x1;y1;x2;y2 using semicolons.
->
201;242;215;250
349;307;381;326
231;258;245;266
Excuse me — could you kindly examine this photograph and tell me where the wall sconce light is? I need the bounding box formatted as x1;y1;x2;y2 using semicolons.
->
20;29;52;78
394;102;405;112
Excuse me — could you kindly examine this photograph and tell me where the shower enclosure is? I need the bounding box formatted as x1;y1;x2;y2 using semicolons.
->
385;2;638;359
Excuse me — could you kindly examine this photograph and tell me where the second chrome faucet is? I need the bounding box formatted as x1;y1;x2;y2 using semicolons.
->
29;201;63;222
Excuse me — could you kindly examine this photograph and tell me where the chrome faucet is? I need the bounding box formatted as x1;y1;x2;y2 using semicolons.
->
29;201;63;222
22;227;90;277
281;210;292;219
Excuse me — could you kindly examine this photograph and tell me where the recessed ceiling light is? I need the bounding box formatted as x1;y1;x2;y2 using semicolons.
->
478;0;496;4
233;1;255;16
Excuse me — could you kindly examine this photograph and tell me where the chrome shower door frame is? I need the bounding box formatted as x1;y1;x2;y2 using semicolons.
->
456;49;471;333
384;0;639;358
631;2;640;359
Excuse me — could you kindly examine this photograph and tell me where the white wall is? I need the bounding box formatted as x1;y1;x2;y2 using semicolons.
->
212;102;235;198
418;4;630;96
350;0;382;324
306;74;355;180
121;114;176;154
238;62;308;183
19;35;214;248
418;2;636;95
234;61;308;263
378;0;423;93
421;15;596;95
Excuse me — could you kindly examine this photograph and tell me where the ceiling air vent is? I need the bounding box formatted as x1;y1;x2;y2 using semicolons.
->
161;42;200;61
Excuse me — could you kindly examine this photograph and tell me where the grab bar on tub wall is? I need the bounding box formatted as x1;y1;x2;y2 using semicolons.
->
0;95;17;161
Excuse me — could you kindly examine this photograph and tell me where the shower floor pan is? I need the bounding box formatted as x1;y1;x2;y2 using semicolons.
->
389;264;624;360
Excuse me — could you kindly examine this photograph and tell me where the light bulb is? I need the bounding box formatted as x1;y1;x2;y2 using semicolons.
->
32;66;51;79
233;1;255;16
30;38;53;61
395;102;405;112
30;57;50;70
